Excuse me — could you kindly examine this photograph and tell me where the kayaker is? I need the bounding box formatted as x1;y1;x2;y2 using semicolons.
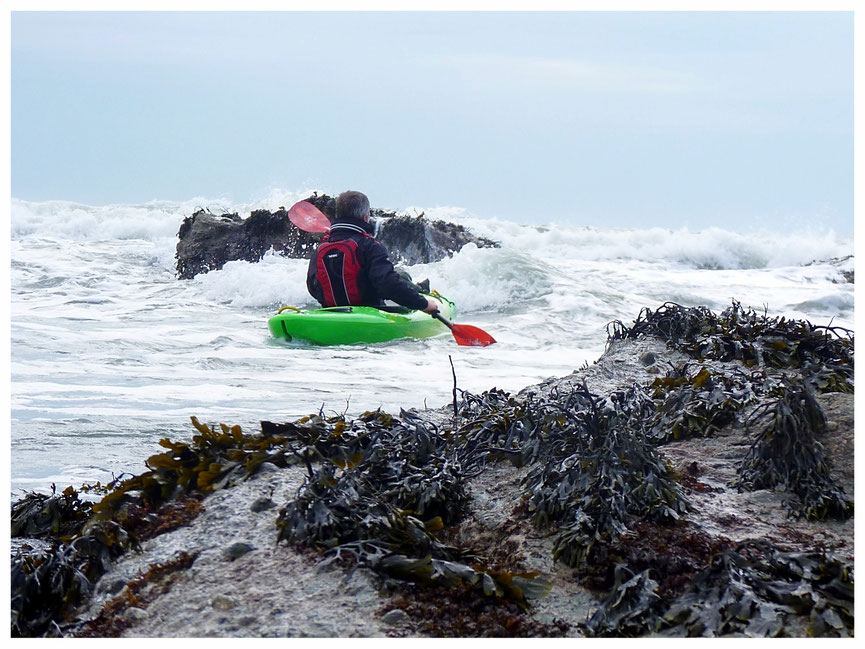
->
306;191;439;313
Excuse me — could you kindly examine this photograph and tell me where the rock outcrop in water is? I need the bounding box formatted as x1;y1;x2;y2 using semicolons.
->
10;302;854;638
805;255;855;284
174;194;499;280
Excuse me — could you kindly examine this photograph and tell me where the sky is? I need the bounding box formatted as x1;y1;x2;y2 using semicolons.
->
9;8;856;234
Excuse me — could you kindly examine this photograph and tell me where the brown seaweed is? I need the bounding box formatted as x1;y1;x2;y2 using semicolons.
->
585;544;853;637
607;301;853;392
738;380;853;520
271;408;550;609
646;364;755;443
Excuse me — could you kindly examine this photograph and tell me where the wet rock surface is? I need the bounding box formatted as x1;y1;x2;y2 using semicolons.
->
174;193;499;280
11;303;854;638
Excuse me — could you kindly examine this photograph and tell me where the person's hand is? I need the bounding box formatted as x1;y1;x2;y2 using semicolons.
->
423;297;439;313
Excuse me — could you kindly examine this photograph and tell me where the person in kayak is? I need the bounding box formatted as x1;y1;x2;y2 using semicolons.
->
306;190;439;313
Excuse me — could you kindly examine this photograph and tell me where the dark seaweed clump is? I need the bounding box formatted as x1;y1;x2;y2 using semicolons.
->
606;301;854;522
646;364;757;443
607;301;853;393
11;485;94;539
584;543;854;637
458;384;690;566
269;410;551;609
383;583;570;637
739;380;853;520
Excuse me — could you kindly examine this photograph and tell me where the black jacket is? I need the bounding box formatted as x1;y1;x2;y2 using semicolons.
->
306;216;428;310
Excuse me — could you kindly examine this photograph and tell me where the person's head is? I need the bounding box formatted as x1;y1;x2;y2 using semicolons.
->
336;191;370;222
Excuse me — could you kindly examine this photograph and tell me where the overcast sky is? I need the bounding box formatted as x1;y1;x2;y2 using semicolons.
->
10;10;854;234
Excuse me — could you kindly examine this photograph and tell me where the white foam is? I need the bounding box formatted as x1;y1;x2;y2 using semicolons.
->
191;251;313;309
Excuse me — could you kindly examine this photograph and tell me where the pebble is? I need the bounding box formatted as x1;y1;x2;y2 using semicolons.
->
224;542;255;560
382;609;410;625
122;606;148;623
212;595;238;610
250;497;276;513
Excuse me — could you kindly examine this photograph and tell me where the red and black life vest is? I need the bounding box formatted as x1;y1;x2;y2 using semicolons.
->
314;232;371;307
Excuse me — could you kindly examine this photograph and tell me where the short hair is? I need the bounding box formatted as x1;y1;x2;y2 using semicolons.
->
336;191;370;221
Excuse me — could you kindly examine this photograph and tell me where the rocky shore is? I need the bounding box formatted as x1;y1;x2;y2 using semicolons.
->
11;302;854;638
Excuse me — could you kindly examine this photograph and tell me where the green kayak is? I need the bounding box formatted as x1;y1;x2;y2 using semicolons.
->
268;292;457;345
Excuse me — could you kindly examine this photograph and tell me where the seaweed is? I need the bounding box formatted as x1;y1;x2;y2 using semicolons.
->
88;416;309;525
521;385;690;567
738;380;853;520
578;520;735;600
607;301;853;393
584;565;663;637
11;543;91;637
585;544;854;637
10;417;240;638
440;380;690;570
11;485;93;540
271;408;551;609
647;363;755;443
383;583;570;637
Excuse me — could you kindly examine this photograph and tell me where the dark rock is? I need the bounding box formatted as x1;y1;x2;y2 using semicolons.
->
174;194;499;279
638;352;656;366
381;609;410;625
175;208;318;280
250;497;276;513
375;212;497;266
224;542;255;561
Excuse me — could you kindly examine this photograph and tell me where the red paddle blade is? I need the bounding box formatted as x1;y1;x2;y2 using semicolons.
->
288;201;331;233
450;323;496;347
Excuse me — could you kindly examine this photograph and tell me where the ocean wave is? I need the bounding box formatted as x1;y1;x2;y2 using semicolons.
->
446;217;852;271
12;194;852;273
417;244;555;313
11;198;192;241
190;251;313;310
185;244;556;314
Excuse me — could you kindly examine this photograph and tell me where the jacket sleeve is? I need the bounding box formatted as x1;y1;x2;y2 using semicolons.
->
363;240;429;310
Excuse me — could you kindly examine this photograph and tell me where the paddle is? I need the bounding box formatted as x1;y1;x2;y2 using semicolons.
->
288;200;331;234
287;200;496;346
432;311;497;347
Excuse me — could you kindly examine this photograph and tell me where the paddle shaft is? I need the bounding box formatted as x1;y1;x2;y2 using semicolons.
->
431;310;457;331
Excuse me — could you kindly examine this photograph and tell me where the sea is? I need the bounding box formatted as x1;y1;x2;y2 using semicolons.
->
8;191;855;498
